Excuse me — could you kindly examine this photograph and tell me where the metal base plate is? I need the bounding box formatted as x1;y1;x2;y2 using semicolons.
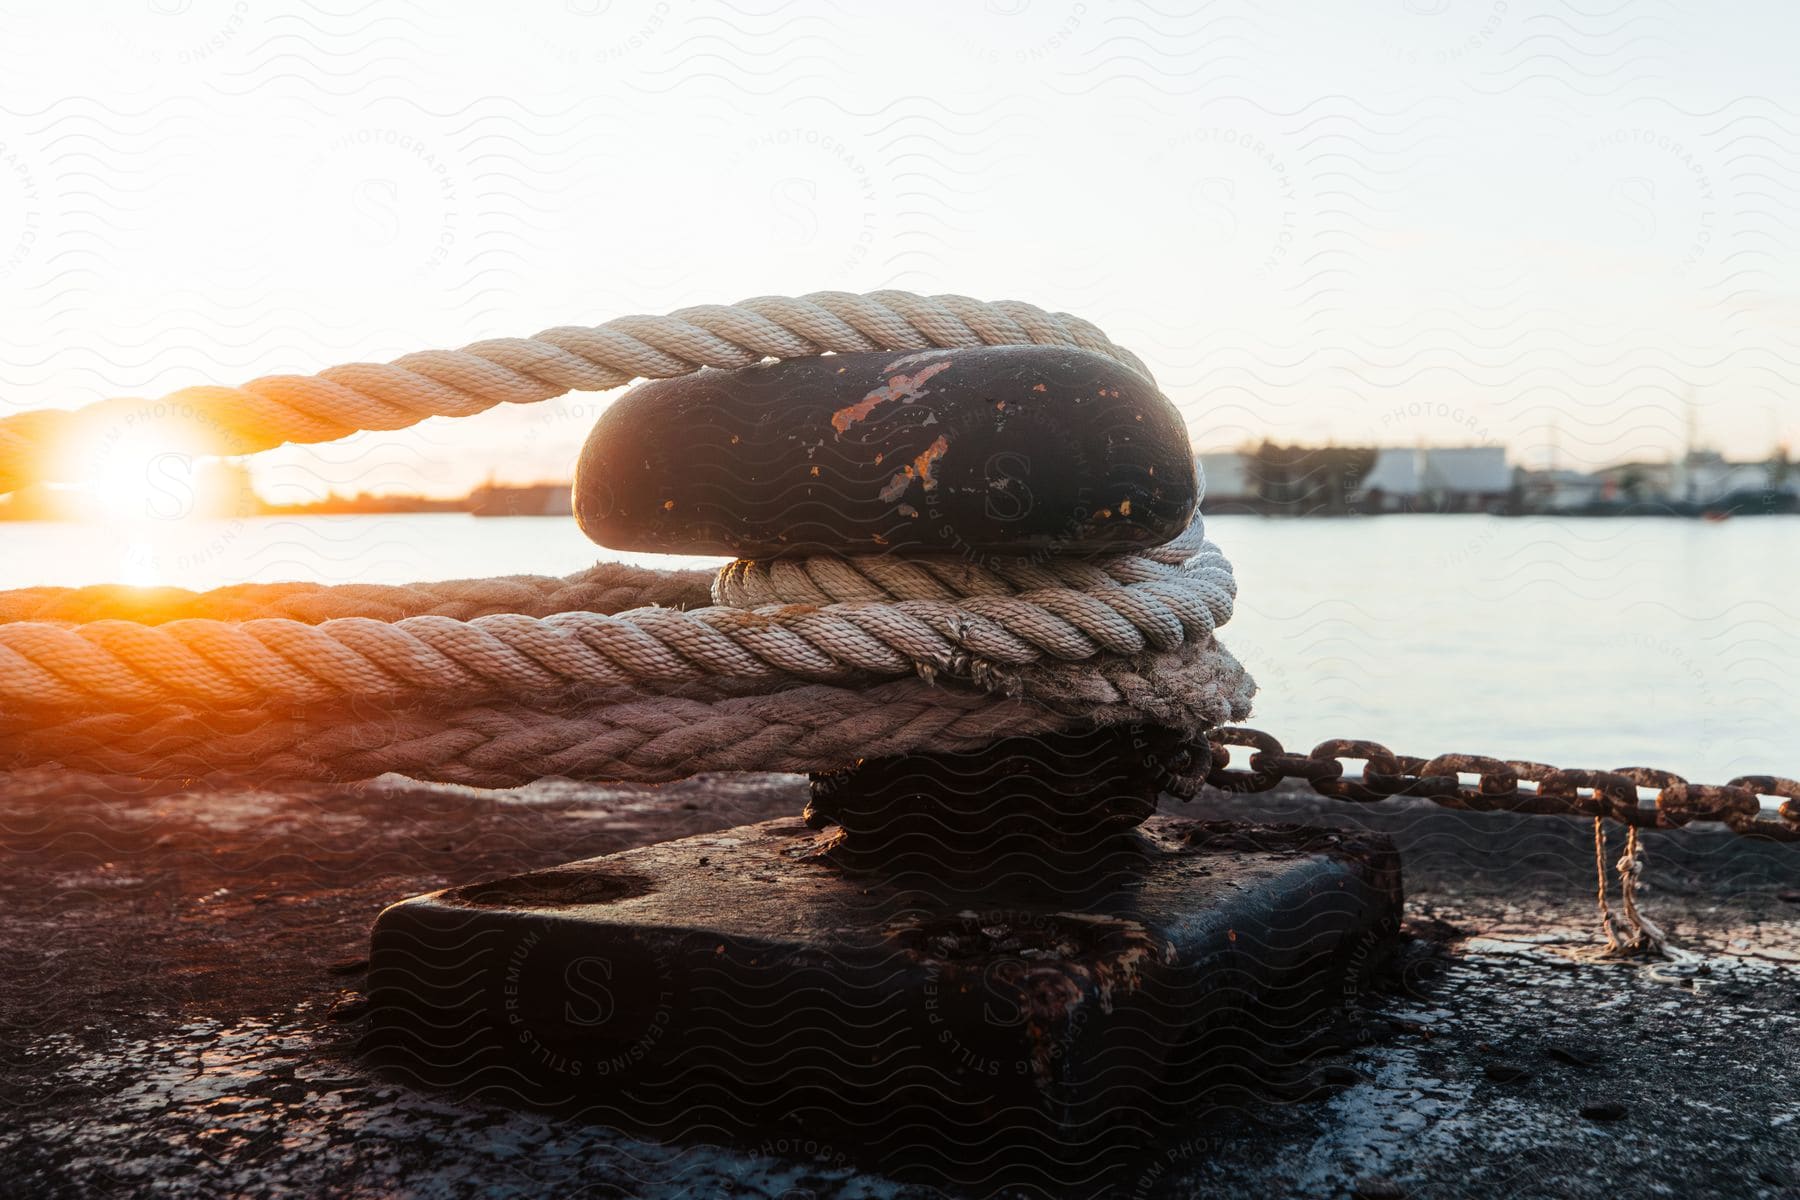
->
366;816;1402;1190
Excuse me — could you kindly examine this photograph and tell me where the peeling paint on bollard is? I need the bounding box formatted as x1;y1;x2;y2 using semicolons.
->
572;345;1197;558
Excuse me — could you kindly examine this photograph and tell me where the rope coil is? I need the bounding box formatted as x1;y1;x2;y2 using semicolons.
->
0;563;717;625
0;291;1253;785
0;522;1236;715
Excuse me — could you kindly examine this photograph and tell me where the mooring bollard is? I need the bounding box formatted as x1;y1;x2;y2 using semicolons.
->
366;345;1405;1190
570;344;1199;556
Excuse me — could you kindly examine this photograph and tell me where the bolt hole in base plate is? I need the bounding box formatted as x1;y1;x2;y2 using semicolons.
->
442;868;656;909
366;815;1401;1193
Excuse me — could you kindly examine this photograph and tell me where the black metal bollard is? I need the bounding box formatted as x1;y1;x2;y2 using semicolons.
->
365;345;1405;1192
805;723;1185;891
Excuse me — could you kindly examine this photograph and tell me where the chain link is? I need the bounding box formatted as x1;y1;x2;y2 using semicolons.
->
1174;727;1800;844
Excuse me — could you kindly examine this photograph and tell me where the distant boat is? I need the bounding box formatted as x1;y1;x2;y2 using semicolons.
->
468;483;574;517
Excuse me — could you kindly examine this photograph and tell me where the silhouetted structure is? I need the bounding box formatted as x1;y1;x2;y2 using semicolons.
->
1201;443;1510;515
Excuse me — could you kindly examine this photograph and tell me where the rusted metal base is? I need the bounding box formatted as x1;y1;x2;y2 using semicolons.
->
365;816;1401;1190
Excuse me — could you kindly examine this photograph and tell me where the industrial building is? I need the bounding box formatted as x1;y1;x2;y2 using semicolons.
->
1198;444;1511;515
1199;443;1796;517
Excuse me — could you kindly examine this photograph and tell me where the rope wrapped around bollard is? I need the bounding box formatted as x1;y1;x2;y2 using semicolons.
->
0;292;1253;785
4;288;1795;965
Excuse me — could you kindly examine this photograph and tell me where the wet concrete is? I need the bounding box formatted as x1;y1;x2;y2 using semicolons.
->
2;769;1797;1199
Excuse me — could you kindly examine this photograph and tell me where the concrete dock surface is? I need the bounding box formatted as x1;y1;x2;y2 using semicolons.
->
3;769;1796;1199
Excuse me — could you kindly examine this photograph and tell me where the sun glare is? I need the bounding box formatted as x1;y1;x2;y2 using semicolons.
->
78;433;194;523
56;429;255;527
36;429;263;588
115;540;162;588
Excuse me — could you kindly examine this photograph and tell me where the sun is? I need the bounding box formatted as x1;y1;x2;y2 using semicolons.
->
90;446;196;522
64;429;252;525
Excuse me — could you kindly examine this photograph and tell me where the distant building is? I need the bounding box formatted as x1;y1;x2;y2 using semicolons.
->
1246;444;1377;515
1670;451;1778;504
1595;452;1789;507
1195;444;1512;515
1357;448;1419;503
1197;452;1252;506
1194;443;1797;517
1593;460;1675;504
1352;445;1510;513
468;482;574;517
1516;468;1607;513
1421;447;1510;496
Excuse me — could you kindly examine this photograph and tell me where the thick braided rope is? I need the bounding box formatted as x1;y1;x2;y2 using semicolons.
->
0;562;715;625
713;519;1231;606
0;520;1236;714
0;291;1148;496
0;531;1220;625
2;643;1254;787
0;290;1254;786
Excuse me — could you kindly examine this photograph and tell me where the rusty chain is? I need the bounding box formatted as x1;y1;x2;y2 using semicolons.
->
1169;727;1800;844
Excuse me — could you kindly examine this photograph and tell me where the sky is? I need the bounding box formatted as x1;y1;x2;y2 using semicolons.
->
3;0;1799;503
